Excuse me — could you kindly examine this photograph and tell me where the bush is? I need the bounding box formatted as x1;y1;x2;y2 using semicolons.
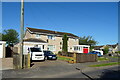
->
103;46;109;54
58;51;62;55
116;51;120;54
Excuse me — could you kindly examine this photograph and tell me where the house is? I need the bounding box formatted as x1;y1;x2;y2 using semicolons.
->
0;41;6;58
93;46;104;50
16;27;79;54
93;43;119;53
112;45;119;53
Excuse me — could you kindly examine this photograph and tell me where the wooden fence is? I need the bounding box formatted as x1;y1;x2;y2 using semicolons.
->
58;52;97;63
76;53;97;63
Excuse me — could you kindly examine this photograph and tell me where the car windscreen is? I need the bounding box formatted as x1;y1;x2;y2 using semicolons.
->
44;51;54;55
30;48;42;52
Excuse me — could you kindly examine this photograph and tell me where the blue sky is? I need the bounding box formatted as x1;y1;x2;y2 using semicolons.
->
2;2;118;45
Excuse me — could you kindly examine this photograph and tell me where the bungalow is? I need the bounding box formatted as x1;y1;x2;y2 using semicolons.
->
93;43;119;53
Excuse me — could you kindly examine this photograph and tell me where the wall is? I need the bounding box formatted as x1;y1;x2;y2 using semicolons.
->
0;42;6;58
0;43;3;58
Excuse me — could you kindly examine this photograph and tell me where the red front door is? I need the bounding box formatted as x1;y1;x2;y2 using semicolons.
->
83;48;88;53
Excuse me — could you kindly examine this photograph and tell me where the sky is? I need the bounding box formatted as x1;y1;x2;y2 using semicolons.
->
2;2;118;46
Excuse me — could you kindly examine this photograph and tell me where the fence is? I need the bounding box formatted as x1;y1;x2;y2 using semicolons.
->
76;53;97;63
58;52;97;63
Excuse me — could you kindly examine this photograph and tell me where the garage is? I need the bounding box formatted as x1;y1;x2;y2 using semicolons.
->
0;41;6;58
23;38;47;55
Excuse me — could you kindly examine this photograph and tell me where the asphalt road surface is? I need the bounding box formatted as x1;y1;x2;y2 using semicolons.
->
1;60;119;79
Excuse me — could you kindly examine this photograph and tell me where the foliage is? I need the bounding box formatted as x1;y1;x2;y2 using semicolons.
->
58;51;62;55
0;33;2;40
62;34;68;54
116;51;120;54
79;36;98;46
79;36;98;51
2;29;19;46
103;46;109;54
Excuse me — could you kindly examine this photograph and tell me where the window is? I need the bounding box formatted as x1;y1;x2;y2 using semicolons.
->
35;45;38;47
47;45;55;51
60;47;62;49
74;38;78;41
48;35;55;40
74;47;77;51
36;34;40;38
30;48;42;52
60;42;62;45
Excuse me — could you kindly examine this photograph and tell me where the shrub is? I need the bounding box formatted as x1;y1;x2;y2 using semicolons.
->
103;46;109;54
58;51;62;55
116;51;120;54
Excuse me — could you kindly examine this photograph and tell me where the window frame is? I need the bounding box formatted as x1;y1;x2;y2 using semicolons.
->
35;34;41;38
47;45;56;51
47;35;55;40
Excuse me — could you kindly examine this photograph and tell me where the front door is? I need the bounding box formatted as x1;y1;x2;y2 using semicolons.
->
83;48;88;53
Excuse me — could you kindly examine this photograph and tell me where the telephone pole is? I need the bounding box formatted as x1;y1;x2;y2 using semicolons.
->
20;0;24;69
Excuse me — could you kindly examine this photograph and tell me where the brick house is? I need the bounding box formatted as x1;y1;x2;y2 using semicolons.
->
17;27;79;54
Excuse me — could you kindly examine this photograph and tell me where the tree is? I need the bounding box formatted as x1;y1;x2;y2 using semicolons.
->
103;46;109;54
0;33;2;40
2;29;19;46
79;36;98;45
79;36;98;51
62;34;68;55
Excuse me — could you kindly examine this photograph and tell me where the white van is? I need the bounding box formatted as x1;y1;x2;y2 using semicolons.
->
28;47;45;61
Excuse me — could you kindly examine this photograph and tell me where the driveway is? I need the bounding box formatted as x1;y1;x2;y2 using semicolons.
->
2;59;119;79
2;60;84;78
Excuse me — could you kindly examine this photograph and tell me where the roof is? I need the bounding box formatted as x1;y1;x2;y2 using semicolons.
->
94;43;118;50
107;45;117;48
23;38;47;43
26;27;79;38
94;46;103;50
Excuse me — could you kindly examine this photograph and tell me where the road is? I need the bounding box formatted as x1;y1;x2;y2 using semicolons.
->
1;60;119;79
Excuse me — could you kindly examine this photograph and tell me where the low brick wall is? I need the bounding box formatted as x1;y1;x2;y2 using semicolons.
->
1;58;13;70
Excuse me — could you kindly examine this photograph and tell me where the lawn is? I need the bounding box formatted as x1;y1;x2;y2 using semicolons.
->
89;62;119;67
110;56;119;58
98;57;109;61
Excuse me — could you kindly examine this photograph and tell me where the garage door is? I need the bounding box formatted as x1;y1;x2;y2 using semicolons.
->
0;44;3;58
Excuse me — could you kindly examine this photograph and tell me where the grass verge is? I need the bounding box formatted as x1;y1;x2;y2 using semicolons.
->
57;56;74;61
98;57;109;61
89;62;119;67
110;56;119;58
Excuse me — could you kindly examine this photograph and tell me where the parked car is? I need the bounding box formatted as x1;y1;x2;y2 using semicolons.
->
88;51;102;57
28;47;45;61
43;50;57;60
